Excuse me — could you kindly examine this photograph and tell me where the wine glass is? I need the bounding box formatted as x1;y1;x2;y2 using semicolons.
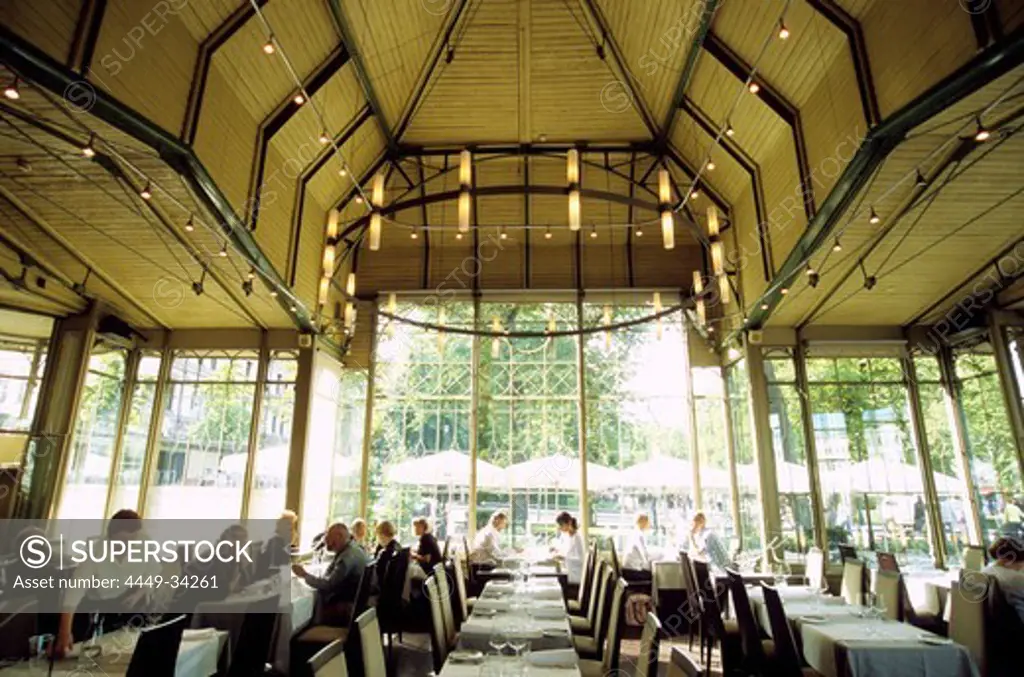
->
488;628;509;656
507;621;529;661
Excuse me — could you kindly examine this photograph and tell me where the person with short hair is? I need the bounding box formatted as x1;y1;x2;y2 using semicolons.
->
411;517;443;574
259;510;297;577
351;518;369;552
470;511;509;565
551;512;585;584
292;522;366;624
689;511;730;571
622;512;654;581
983;537;1024;624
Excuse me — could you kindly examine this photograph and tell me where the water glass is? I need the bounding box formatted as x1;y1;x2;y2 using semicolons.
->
489;628;509;656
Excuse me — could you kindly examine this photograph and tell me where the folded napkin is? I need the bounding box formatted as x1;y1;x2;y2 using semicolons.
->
473;598;510;611
530;607;565;619
182;628;217;641
527;649;577;667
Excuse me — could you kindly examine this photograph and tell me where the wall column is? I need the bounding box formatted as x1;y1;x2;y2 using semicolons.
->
358;305;378;520
102;349;140;519
793;344;827;551
987;315;1024;479
468;294;481;538
720;366;742;549
18;307;98;519
576;294;590;541
745;343;780;562
240;333;270;519
285;344;316;515
902;354;947;570
137;342;172;516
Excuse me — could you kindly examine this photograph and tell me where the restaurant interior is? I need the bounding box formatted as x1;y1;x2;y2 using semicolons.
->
0;0;1023;676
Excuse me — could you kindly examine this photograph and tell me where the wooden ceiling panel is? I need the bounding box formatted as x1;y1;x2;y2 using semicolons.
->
0;0;81;65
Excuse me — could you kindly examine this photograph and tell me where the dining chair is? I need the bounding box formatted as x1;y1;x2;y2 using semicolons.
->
291;564;374;676
608;537;623;577
568;540;597;616
875;551;900;573
948;577;989;676
425;575;449;674
837;544;858;562
0;597;37;660
899;575;946;635
761;584;823;677
309;639;348;677
840;558;864;606
572;564;614;659
962;545;986;572
985;575;1024;677
636;612;663;677
451;552;475;625
725;569;774;676
872;570;902;620
226;593;280;677
692;559;741;674
126;614;188;677
579;578;627;677
804;547;825;592
570;560;608;635
355;607;388;677
679;550;701;650
667;646;705;677
432;562;458;647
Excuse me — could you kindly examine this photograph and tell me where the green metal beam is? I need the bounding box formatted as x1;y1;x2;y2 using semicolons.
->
743;27;1024;333
659;0;720;144
0;24;315;332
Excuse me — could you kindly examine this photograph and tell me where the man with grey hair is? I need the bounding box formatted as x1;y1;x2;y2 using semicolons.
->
292;522;366;623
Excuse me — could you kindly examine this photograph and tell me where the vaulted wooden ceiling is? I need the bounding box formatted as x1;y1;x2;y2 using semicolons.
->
0;0;1021;337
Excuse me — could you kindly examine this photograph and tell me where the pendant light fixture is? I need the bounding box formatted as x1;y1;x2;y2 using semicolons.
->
345;271;356;297
658;167;675;250
693;271;706;325
459;149;472;233
567;149;581;231
369;172;384;251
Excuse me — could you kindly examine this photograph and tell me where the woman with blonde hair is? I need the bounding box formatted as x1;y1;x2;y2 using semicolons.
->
411;517;443;574
551;512;586;584
623;512;653;582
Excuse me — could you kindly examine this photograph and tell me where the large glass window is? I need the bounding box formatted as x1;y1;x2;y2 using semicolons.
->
147;350;258;518
330;369;366;526
249;351;297;518
912;355;973;564
953;345;1023;546
0;336;47;432
477;301;580;549
726;359;763;554
108;353;161;512
764;350;813;557
693;367;734;544
584;302;690;552
807;356;932;566
369;302;474;544
56;345;127;519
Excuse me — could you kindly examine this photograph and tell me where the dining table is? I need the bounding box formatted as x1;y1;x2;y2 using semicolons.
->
0;626;228;677
441;576;581;675
746;583;979;677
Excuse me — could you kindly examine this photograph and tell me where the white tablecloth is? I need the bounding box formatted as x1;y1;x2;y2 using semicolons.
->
0;627;227;677
801;618;978;677
482;580;563;602
441;655;580;676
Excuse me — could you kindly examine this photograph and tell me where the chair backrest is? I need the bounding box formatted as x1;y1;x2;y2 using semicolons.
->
451;552;470;622
837;544;858;562
0;597;37;661
425;575;449;674
949;577;989;675
679;550;702;614
876;551;900;573
309;639;348;677
608;538;622;577
601;578;628;673
761;584;803;677
841;558;864;606
805;547;825;591
126;614;188;677
585;560;607;626
872;570;902;620
462;536;474;583
377;547;410;630
985;574;1024;677
580;540;598;609
227;594;280;677
636;612;663;677
590;564;615;656
442;537;450;560
962;545;986;572
725;568;766;666
356;607;388;677
432;562;457;647
668;646;705;677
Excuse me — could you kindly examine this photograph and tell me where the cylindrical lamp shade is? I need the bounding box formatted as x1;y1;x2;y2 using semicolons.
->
318;277;330;305
458;189;471;232
326;209;340;239
459;149;472;186
368;213;381;251
658;167;672;204
661;210;675;250
568;189;581;231
566;148;579;185
706;205;720;238
718;273;731;304
322;245;335;274
346;272;356;297
710;240;724;275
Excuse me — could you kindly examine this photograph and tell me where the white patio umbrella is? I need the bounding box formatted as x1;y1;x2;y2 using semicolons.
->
773;461;811;494
698;466;733;490
384;449;506;488
826;459;943;494
504;454;619;491
618;457;692;490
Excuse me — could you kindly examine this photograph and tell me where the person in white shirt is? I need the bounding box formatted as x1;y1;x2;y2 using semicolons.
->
551;511;585;584
688;511;709;557
982;536;1024;624
469;511;509;566
622;512;654;582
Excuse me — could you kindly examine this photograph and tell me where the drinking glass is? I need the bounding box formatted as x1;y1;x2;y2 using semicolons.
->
489;628;509;656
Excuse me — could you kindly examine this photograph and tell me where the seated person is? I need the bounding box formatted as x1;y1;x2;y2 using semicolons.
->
373;521;400;562
551;511;585;585
469;511;509;567
292;522;367;625
622;512;654;582
411;518;443;575
351;518;370;554
688;511;731;571
257;510;297;578
983;536;1024;624
54;509;162;657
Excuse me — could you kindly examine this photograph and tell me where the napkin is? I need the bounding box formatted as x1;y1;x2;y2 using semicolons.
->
530;606;565;619
473;598;510;611
527;649;577;667
182;628;217;641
